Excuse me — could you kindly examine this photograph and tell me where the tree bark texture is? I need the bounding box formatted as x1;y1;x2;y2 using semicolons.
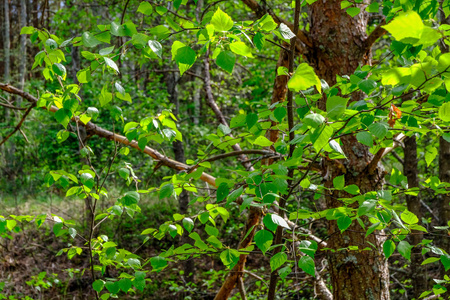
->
308;1;390;299
403;135;426;298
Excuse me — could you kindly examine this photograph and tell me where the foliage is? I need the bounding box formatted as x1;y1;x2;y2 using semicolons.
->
1;0;450;299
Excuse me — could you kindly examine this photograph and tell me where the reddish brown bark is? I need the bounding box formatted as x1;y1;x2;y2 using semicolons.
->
307;1;390;299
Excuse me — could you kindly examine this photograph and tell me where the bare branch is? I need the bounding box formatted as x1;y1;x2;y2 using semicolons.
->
204;149;278;163
365;19;387;52
0;82;217;186
0;102;28;110
0;102;36;146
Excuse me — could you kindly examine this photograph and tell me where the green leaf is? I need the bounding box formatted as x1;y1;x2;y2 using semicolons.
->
253;136;273;147
326;96;348;119
439;102;450;122
20;26;35;34
274;107;287;122
298;256;315;276
99;85;112;107
421;257;440;265
118;278;132;292
173;45;196;75
401;210;418;225
211;8;233;32
337;216;352;232
105;281;120;294
356;131;373;147
216;51;236;74
258;14;278;31
288;63;321;93
92;280;105;292
278;266;292;280
56;130;70;143
150;256;168;271
246;113;258;129
270;252;287;271
343;184;360;195
226;187;243;205
346;7;360;17
425;147;438;167
137;1;153;15
82;32;102;47
369;123;388;139
104;57;119;73
382;11;424;44
357;199;377;216
230;42;254;58
80;173;95;189
216;183;229;202
205;224;219;236
311;125;333;152
52;63;66;77
440;254;450;271
398;240;412;260
122;191;139;205
118;168;130;180
271;214;290;229
159;184;174;199
183;218;194;232
333;175;345;190
254;230;273;254
383;240;395;259
220;249;240;269
148;40;162;58
303;113;325;128
358;79;377;94
365;2;379;12
99;46;114;56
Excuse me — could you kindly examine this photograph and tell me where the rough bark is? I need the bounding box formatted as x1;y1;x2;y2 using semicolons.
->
403;135;426;298
307;1;390;299
438;136;450;284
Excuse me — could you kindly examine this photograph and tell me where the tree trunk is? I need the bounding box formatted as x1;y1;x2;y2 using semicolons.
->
19;0;27;91
438;13;450;297
403;135;426;297
308;1;390;298
164;70;195;287
3;0;10;83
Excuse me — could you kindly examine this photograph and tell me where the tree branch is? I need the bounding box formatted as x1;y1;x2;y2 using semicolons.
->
204;149;278;163
0;82;217;186
0;102;28;110
365;19;387;53
0;102;36;146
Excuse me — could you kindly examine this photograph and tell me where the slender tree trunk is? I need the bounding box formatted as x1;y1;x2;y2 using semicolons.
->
308;1;390;298
164;71;195;288
3;0;10;83
438;14;450;297
403;136;426;297
19;0;27;91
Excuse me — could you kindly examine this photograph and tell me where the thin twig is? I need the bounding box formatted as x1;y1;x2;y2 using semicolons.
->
0;102;36;146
